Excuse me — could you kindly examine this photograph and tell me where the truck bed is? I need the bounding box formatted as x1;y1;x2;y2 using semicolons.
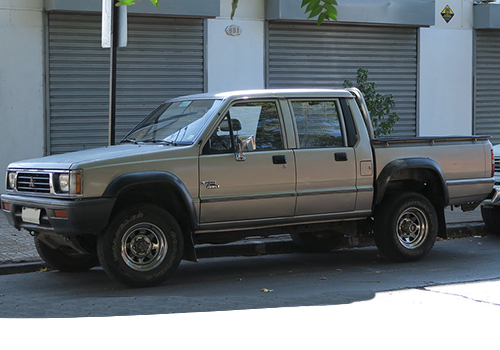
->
372;135;494;206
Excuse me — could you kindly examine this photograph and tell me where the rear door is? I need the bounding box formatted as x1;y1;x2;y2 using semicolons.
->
199;99;296;224
291;99;358;216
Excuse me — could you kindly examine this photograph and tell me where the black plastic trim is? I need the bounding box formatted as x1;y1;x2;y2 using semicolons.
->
103;171;199;229
1;194;115;236
375;158;449;206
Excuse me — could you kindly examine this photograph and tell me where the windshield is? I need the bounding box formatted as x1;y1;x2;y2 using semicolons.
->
122;99;221;145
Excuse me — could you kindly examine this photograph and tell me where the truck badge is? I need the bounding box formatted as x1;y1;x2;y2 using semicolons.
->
201;180;220;189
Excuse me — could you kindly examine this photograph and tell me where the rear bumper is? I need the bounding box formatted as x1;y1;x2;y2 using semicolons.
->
1;193;115;236
482;185;500;207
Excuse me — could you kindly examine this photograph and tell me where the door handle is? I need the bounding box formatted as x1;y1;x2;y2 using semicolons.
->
335;152;348;161
273;155;287;165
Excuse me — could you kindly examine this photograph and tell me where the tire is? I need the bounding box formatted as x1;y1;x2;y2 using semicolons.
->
374;192;438;262
97;204;184;288
290;231;344;252
34;235;99;272
481;205;500;235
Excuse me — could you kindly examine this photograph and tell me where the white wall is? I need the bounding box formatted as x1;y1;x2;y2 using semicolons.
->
206;0;265;92
0;0;45;193
418;0;474;136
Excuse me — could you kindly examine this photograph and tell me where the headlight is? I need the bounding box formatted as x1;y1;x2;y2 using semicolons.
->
59;174;70;192
7;172;16;190
57;171;83;195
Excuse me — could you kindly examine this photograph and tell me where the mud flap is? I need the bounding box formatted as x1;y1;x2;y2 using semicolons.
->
437;206;447;239
183;231;198;262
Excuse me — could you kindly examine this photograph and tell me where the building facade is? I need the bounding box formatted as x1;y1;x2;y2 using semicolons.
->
1;0;499;191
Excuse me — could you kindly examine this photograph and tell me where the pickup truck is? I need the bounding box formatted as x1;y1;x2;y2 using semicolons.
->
2;88;497;287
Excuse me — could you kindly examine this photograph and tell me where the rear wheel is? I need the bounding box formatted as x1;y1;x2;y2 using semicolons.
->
374;192;438;262
97;204;184;288
34;235;99;272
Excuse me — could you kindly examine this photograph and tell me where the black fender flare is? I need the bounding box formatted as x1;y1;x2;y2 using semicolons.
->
375;158;449;206
102;171;199;261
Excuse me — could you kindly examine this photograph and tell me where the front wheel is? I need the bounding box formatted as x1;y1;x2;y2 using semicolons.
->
374;192;438;262
97;204;184;288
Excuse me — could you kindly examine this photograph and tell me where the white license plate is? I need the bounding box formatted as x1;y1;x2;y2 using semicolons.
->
22;207;41;224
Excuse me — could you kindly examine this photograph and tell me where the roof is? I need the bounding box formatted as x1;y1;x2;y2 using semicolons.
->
169;88;354;102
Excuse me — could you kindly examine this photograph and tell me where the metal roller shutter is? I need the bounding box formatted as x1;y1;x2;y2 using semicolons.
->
267;22;418;136
475;30;500;145
47;12;205;154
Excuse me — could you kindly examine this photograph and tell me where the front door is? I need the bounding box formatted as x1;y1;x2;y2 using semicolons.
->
199;100;296;224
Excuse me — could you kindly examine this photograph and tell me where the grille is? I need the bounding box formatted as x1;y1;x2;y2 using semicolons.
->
16;173;51;194
496;157;500;173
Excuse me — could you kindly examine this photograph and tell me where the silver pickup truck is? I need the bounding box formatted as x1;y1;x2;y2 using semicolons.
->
1;88;497;287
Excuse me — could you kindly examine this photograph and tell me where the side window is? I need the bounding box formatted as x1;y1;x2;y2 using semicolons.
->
230;101;283;151
291;100;344;148
203;101;283;155
203;116;233;154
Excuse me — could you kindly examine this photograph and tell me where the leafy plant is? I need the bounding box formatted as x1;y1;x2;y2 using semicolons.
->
116;0;338;25
301;0;338;25
343;68;399;138
116;0;159;7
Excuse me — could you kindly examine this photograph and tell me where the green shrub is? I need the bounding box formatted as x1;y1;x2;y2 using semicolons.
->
343;68;399;138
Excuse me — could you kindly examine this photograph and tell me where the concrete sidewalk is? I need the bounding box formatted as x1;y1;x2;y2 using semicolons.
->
0;206;490;274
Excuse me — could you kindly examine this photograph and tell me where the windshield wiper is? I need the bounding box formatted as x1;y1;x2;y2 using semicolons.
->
141;139;178;146
120;138;138;144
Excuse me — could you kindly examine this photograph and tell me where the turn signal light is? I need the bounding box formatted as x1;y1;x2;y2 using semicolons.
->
492;149;495;178
75;172;83;195
54;210;68;218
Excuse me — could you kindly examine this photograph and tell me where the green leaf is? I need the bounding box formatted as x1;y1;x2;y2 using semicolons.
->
317;12;328;25
116;0;135;6
324;5;337;20
302;0;338;24
308;6;323;19
306;0;321;13
231;0;239;20
116;0;158;7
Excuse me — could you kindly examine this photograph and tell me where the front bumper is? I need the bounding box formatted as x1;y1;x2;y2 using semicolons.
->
1;193;115;236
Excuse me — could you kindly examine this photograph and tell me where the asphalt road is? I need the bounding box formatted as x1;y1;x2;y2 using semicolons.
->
1;235;500;348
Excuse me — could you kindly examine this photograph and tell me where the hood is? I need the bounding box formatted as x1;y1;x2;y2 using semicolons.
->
8;144;180;170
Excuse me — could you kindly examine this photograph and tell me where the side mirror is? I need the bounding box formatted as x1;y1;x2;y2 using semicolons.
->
235;135;256;161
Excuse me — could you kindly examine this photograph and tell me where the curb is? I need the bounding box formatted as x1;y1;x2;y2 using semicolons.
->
446;222;489;239
0;222;491;276
0;261;45;276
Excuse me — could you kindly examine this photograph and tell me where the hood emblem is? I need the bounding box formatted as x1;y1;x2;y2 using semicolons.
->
29;177;35;188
